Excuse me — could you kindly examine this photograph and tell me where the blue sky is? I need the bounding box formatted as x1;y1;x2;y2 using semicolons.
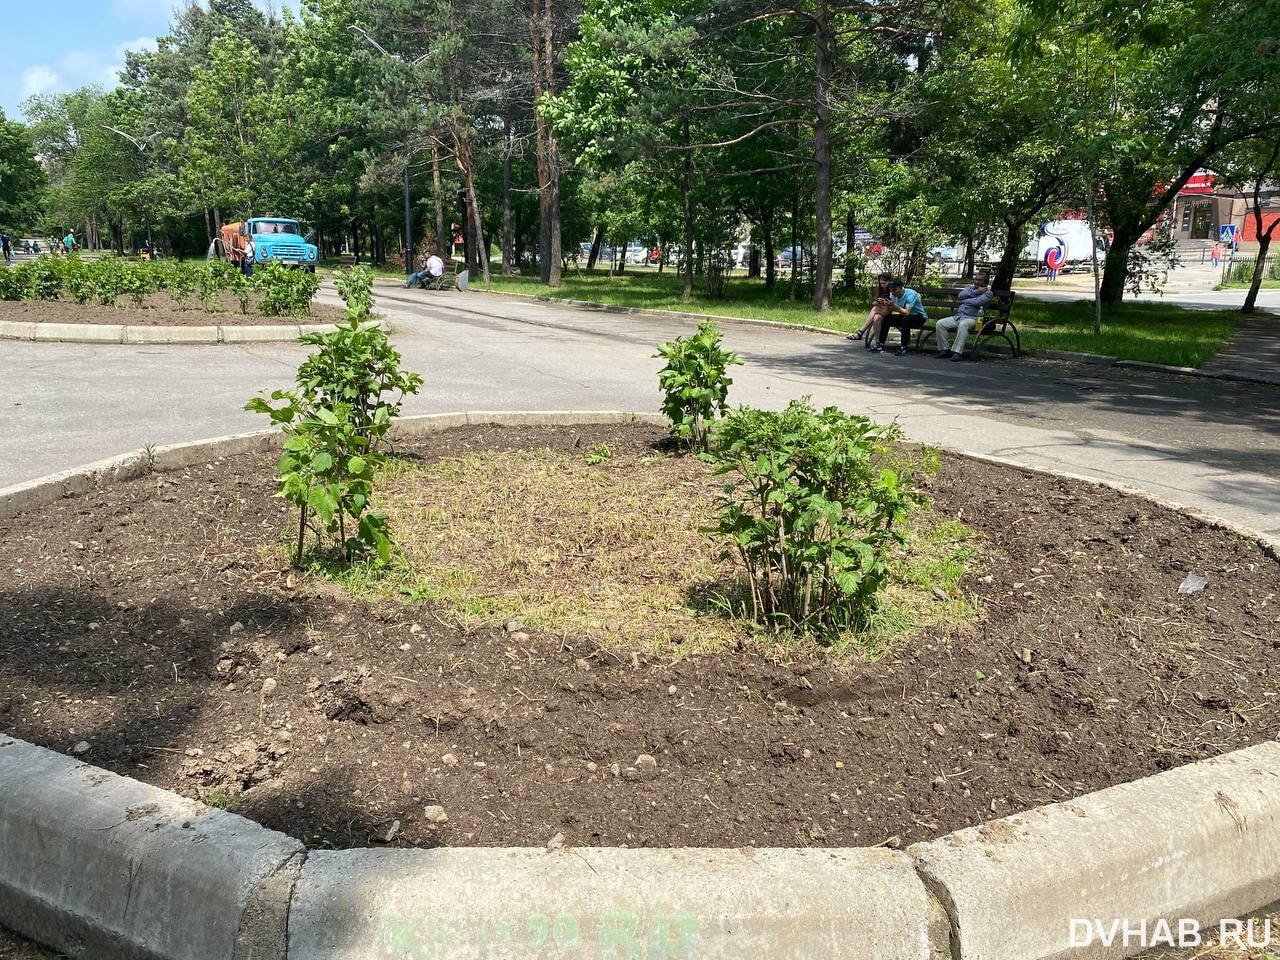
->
1;0;294;122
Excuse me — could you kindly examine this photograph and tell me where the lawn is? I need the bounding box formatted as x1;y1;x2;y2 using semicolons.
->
473;268;1239;368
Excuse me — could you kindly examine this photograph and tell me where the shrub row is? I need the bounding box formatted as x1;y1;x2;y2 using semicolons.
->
0;255;319;317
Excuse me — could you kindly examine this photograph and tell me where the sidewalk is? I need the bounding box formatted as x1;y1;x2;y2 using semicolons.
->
1201;312;1280;385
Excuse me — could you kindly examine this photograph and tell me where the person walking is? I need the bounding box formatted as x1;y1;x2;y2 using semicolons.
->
1;233;11;265
1211;241;1222;267
933;271;994;362
63;230;77;255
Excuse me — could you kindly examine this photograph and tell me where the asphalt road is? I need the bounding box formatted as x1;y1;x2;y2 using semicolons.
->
4;288;1279;540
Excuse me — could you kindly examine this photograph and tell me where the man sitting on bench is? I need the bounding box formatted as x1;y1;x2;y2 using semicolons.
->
873;277;928;356
405;248;446;289
933;271;994;361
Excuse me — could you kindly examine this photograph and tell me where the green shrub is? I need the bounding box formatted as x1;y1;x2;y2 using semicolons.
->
335;265;375;320
163;261;198;305
0;268;19;301
64;258;95;304
246;316;423;566
89;258;126;306
227;268;254;315
706;399;927;637
199;260;236;310
13;257;61;300
256;260;319;316
118;260;162;306
655;320;742;451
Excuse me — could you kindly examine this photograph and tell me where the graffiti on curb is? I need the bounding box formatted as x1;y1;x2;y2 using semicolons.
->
378;908;701;958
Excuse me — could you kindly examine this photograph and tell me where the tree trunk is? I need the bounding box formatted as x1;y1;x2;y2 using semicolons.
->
963;233;975;277
1242;233;1274;314
811;0;833;310
789;190;798;300
587;226;603;269
764;209;775;289
1099;235;1134;306
992;218;1025;292
515;205;524;267
502;118;514;275
748;246;760;278
543;0;562;286
681;115;694;302
844;208;855;288
430;139;445;248
453;125;491;282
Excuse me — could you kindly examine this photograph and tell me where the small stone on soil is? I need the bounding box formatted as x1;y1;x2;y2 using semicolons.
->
667;685;678;696
547;832;565;850
261;678;277;697
441;753;458;766
504;620;524;633
423;805;448;828
634;754;658;779
70;741;90;755
230;621;244;634
932;722;946;736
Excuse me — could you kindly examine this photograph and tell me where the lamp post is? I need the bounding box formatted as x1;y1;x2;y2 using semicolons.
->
349;25;429;278
101;125;157;255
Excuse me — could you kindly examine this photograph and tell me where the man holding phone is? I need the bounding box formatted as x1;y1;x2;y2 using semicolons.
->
872;277;928;356
933;271;994;361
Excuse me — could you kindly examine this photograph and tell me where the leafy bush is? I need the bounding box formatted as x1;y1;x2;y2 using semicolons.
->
64;258;96;304
0;268;19;301
119;259;161;306
256;260;319;316
706;399;927;637
199;260;236;309
13;258;62;300
246;316;423;566
163;260;198;305
227;268;254;315
90;259;126;306
335;265;375;320
655;320;742;451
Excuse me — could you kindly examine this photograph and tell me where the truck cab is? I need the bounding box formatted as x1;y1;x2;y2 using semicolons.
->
246;218;318;270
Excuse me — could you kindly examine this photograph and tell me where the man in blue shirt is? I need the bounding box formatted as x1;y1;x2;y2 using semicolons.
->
873;278;928;356
933;271;994;361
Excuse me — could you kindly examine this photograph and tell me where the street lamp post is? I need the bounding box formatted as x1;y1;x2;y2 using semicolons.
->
349;25;429;279
101;126;157;255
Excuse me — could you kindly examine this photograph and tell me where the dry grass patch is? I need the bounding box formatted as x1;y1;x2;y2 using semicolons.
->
327;446;982;658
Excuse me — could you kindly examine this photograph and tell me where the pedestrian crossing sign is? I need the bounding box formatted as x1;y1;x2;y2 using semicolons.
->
1219;224;1238;242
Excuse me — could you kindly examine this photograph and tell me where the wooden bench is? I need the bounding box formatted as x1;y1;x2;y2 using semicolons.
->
408;258;460;291
912;285;1020;358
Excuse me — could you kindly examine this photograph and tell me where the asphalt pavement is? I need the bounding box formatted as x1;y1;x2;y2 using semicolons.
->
4;289;1279;541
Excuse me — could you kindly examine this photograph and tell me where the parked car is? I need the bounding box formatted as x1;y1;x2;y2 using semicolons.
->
775;246;812;270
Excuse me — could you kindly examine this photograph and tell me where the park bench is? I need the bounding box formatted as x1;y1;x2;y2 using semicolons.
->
911;285;1020;358
409;258;460;291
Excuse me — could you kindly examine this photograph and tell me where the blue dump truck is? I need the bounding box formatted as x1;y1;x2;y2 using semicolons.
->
215;218;320;272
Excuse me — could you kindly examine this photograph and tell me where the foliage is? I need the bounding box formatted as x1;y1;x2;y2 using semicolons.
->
1124;223;1181;297
11;258;62;300
706;400;926;637
246;316;424;566
334;266;375;320
256;260;320;316
0;109;46;231
654;320;742;451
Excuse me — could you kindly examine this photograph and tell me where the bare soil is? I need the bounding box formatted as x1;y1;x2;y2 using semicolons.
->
0;292;343;327
0;423;1276;852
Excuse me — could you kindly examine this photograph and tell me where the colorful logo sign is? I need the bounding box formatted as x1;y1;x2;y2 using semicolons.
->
1045;245;1066;270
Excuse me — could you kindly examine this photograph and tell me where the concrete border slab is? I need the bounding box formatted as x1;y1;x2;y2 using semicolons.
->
0;736;304;960
910;741;1280;960
33;321;125;343
288;846;946;960
125;325;224;344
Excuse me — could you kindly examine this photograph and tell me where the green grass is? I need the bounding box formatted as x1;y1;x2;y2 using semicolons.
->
474;268;1240;368
318;256;408;279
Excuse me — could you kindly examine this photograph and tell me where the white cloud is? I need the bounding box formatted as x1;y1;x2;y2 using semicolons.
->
20;65;61;100
115;36;159;61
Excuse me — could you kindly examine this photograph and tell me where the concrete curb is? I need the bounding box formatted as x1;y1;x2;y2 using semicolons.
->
2;732;1278;959
288;846;947;960
911;741;1280;960
0;317;388;345
0;736;305;960
466;288;1280;386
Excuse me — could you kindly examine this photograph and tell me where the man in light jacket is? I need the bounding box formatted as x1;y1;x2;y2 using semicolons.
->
933;271;994;361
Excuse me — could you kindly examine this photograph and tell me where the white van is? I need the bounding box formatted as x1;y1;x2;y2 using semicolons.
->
1022;220;1107;269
